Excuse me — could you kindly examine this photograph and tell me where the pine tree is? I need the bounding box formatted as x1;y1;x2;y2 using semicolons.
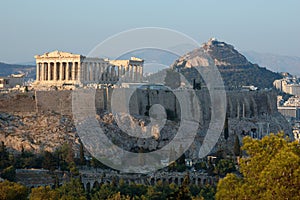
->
216;133;300;199
79;140;85;165
224;117;229;140
174;173;192;200
233;134;241;157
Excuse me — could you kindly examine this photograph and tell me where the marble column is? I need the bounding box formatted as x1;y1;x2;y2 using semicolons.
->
132;65;135;81
87;63;90;81
81;63;84;82
136;66;140;82
91;63;94;81
110;66;113;81
95;63;99;81
45;63;48;81
36;63;40;81
130;65;134;81
127;65;131;81
80;63;83;82
89;63;92;81
59;62;63;81
93;63;96;81
121;66;126;76
46;63;50;81
66;62;69;81
77;62;81;82
54;62;57;81
83;63;88;81
72;62;75;81
134;65;137;82
88;63;90;81
117;66;120;79
138;65;141;82
41;63;44;81
140;65;143;82
100;63;104;81
43;63;46;81
111;66;115;81
85;63;88;82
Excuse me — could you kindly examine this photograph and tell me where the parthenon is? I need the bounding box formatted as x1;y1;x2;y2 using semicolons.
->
34;51;144;88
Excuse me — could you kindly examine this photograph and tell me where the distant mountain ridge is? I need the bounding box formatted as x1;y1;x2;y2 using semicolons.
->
0;62;35;80
243;51;300;76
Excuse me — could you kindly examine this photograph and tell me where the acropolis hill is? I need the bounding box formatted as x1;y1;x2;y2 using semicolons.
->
0;39;293;159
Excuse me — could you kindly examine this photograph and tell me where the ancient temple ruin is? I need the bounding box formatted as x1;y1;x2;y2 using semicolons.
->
34;51;143;88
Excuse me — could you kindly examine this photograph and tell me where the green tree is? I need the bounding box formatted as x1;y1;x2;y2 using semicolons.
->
107;192;130;200
42;151;57;171
68;161;79;177
0;141;11;170
56;178;86;200
15;150;42;169
0;180;28;200
79;140;85;166
194;161;207;171
60;142;74;164
216;133;300;199
145;186;162;200
171;173;192;200
224;117;229;140
55;142;75;171
189;184;200;197
90;157;109;169
176;148;187;171
121;183;147;198
1;165;16;181
214;159;235;176
92;183;116;200
233;134;241;157
30;186;59;200
199;185;216;200
216;173;242;200
178;144;184;163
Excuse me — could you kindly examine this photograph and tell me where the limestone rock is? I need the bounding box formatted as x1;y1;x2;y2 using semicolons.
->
171;38;282;89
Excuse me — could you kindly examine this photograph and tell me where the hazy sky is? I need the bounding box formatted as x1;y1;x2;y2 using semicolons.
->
0;0;299;63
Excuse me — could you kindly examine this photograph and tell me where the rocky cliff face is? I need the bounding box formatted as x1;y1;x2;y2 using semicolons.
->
171;38;282;89
0;89;292;159
202;38;250;66
0;112;79;154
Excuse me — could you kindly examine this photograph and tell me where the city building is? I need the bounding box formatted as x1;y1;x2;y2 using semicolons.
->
273;78;300;96
278;106;300;120
0;74;25;89
293;129;300;142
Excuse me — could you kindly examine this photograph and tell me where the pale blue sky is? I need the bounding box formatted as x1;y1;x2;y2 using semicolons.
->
0;0;299;63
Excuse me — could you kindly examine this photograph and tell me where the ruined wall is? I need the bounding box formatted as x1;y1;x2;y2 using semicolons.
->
35;89;112;115
125;89;292;157
35;91;72;115
226;91;277;118
0;89;283;123
0;89;292;157
0;92;36;112
128;89;278;124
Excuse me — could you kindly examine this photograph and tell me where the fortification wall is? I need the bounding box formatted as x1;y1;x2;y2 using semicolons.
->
0;89;279;119
35;89;113;115
127;89;278;122
35;90;72;115
0;89;292;157
0;92;36;113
